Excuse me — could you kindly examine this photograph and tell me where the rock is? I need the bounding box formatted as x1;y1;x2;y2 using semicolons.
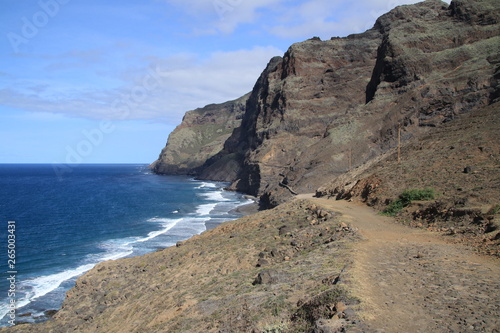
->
342;308;356;320
322;275;340;285
44;310;58;318
150;93;249;179
338;222;348;230
334;302;347;312
256;258;269;267
151;0;499;210
464;166;473;174
252;269;288;285
313;318;348;333
279;225;292;236
317;210;329;218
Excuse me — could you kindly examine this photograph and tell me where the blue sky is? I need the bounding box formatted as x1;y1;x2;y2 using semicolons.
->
0;0;449;164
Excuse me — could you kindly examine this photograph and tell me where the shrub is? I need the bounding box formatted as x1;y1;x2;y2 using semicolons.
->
382;188;435;216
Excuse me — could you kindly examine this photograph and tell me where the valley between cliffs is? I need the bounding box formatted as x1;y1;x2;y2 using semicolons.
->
3;0;499;332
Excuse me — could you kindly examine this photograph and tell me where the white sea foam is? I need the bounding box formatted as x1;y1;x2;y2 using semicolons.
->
0;219;183;322
0;182;252;325
195;182;217;189
134;218;181;243
196;203;218;216
200;190;230;202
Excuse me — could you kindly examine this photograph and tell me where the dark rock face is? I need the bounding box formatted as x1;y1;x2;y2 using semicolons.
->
154;0;499;207
150;93;249;177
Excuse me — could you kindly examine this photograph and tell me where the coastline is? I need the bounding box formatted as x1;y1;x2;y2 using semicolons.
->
0;173;253;327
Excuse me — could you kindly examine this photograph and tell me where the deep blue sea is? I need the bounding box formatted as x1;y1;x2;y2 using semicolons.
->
0;164;252;326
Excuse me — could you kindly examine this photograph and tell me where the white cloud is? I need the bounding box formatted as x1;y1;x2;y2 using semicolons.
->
0;45;283;124
268;0;434;39
165;0;452;39
164;0;284;34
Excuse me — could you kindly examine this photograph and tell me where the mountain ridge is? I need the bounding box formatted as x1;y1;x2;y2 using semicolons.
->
152;0;499;210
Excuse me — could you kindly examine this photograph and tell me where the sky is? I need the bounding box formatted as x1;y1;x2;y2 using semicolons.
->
0;0;450;164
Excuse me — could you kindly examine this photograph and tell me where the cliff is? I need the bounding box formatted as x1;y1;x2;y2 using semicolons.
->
150;93;249;179
153;0;499;209
3;1;499;332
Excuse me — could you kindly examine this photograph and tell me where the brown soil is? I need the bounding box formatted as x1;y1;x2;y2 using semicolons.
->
303;194;500;332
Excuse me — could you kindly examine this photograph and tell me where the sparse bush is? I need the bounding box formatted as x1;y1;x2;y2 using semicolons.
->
489;204;500;215
382;188;435;216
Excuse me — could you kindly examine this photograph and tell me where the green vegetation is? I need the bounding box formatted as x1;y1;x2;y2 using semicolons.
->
382;188;436;216
489;204;500;215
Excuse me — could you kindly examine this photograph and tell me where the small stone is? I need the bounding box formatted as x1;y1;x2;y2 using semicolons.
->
279;225;291;236
343;308;356;320
252;269;283;285
44;310;58;318
463;166;472;174
335;302;347;312
256;258;269;267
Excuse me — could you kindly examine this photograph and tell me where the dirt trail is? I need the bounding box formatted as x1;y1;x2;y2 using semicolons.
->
298;194;500;333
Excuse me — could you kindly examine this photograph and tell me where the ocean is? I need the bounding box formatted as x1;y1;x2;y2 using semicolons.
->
0;164;253;326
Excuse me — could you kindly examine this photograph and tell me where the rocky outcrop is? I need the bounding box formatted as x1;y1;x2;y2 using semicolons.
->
154;0;499;208
150;93;249;176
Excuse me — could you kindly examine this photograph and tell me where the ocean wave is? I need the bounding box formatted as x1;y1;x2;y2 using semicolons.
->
0;180;252;326
195;182;217;189
199;190;231;202
195;203;218;216
134;218;182;243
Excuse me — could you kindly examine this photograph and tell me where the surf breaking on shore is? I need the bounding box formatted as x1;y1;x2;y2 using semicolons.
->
0;180;254;326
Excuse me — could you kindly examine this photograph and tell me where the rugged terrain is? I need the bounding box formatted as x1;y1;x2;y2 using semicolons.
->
152;0;500;210
317;101;500;256
5;0;499;332
150;93;249;178
4;197;499;332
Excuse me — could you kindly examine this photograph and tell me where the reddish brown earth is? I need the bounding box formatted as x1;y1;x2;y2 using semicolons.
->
307;195;500;333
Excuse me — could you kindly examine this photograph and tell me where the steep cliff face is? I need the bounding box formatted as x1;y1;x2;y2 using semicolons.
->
150;93;249;176
201;0;500;207
154;0;499;208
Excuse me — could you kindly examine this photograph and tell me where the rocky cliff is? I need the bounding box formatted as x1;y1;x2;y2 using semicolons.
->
150;93;249;178
152;0;500;209
4;1;499;332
